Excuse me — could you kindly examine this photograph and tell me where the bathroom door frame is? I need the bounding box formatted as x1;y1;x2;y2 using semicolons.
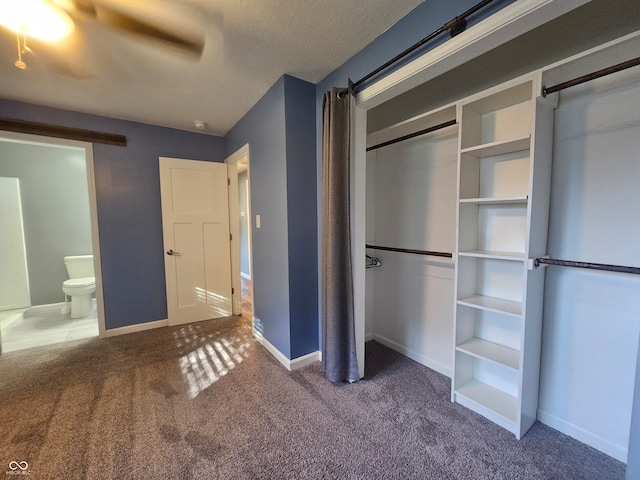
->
0;131;106;339
225;144;255;332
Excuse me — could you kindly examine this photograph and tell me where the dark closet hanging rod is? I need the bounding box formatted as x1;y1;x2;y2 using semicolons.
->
542;56;640;97
366;244;452;258
535;257;640;275
339;0;499;97
366;119;457;152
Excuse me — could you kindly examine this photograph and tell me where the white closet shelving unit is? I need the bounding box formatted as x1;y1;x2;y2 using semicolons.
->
451;73;557;438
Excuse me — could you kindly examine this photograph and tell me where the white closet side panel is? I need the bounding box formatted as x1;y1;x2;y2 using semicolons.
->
369;130;458;376
365;150;377;341
539;68;640;462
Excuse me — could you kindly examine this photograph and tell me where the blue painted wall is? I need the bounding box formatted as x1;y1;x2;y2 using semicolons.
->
0;99;225;329
225;77;292;357
225;74;318;360
283;76;318;359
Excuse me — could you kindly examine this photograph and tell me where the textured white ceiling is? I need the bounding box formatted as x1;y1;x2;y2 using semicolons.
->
0;0;424;136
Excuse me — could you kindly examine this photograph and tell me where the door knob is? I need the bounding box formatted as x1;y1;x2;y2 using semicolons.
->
166;249;181;256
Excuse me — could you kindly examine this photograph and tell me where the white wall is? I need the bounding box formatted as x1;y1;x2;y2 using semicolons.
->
365;128;457;376
0;177;30;310
537;68;640;462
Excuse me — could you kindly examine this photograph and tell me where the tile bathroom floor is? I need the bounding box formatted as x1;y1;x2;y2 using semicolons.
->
0;302;99;354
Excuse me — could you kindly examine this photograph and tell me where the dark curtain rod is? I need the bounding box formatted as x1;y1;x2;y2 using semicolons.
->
339;0;499;97
366;119;457;152
535;257;640;275
366;244;452;258
0;117;127;146
542;56;640;97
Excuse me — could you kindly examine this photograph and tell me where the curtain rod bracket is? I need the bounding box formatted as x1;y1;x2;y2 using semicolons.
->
532;256;549;270
337;79;353;99
445;17;467;37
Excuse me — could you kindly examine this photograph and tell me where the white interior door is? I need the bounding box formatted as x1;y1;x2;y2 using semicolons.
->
160;157;233;326
0;177;31;311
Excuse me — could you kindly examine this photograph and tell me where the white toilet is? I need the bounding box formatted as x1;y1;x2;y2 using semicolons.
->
62;255;96;318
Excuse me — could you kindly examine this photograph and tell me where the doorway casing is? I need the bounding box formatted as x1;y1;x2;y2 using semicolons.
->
226;144;255;331
0;130;106;339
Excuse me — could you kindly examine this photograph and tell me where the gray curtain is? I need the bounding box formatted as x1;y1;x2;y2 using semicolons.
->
322;88;359;383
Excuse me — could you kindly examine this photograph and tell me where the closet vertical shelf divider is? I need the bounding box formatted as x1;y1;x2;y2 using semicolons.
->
451;73;557;438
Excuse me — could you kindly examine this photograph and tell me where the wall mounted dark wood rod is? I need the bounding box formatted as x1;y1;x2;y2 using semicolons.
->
339;0;499;97
0;117;127;146
366;119;457;152
542;56;640;97
535;257;640;275
366;244;452;258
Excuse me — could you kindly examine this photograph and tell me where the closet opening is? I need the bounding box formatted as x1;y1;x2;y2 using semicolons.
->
363;103;458;379
352;0;640;461
350;0;602;380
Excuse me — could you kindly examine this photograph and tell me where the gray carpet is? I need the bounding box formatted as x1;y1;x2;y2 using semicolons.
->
0;316;625;479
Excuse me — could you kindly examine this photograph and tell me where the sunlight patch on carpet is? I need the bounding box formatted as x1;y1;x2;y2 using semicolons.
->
174;323;252;398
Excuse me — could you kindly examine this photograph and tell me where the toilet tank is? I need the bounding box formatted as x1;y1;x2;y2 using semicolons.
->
64;255;94;278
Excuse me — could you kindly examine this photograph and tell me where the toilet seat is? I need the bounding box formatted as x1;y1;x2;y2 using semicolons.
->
63;277;95;288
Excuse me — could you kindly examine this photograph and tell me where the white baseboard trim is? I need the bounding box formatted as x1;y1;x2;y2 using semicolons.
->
253;333;320;371
365;333;374;342
290;350;321;370
240;272;251;280
372;334;452;378
537;408;627;463
104;317;322;372
105;319;168;337
253;333;290;368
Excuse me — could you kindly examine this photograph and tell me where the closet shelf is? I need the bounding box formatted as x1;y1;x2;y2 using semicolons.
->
457;295;522;317
461;135;531;158
455;379;518;423
453;74;553;439
460;196;528;205
456;338;520;370
458;250;525;261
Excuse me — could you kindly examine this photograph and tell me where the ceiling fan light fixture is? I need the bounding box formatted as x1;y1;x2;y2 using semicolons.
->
0;0;75;41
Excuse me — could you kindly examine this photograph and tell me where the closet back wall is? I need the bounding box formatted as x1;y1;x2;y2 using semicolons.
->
538;67;640;461
366;126;458;375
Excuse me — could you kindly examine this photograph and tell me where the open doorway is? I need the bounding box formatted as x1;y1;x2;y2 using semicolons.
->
226;145;254;329
0;132;105;354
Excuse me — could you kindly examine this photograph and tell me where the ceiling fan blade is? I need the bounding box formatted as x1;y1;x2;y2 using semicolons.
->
70;0;97;16
66;0;204;57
